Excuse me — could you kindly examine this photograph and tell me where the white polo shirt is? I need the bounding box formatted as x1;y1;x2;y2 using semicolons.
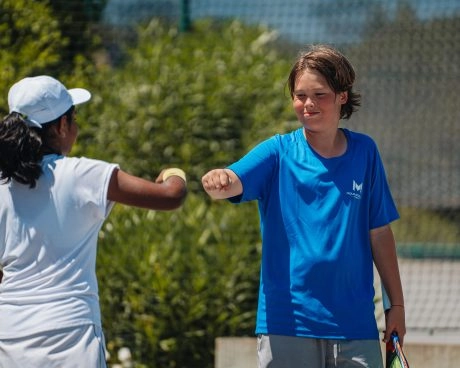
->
0;154;118;338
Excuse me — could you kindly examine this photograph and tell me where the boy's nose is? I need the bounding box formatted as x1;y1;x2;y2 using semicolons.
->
304;97;315;107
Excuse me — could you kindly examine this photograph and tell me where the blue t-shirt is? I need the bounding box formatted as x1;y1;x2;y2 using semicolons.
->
228;128;399;339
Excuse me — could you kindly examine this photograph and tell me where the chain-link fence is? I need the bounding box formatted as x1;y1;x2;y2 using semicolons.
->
2;0;459;365
104;0;460;246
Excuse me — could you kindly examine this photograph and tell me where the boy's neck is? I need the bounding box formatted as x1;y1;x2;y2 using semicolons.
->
303;128;347;158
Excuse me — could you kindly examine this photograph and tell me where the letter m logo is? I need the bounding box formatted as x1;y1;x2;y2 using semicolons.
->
353;180;363;192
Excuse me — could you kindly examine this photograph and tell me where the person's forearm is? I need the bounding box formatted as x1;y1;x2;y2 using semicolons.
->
371;225;404;306
371;225;406;343
107;168;187;210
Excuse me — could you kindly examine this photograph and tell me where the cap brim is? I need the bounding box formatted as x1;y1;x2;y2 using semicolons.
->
24;117;43;129
69;88;91;106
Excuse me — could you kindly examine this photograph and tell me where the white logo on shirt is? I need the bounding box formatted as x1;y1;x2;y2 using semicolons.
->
347;180;363;200
353;180;363;192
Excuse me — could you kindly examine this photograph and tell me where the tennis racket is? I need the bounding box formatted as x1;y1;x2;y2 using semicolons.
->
386;331;409;368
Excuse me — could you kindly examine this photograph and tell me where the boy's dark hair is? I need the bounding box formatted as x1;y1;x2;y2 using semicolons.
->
0;106;74;188
287;45;361;120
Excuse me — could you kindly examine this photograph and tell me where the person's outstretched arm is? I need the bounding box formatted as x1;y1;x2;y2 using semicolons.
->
201;168;243;200
107;168;187;210
370;224;406;345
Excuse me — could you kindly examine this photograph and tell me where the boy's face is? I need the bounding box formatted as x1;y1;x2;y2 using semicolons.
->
292;68;347;134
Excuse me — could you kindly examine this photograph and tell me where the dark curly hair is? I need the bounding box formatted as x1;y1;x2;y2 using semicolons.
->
0;113;43;188
0;106;74;188
287;45;361;120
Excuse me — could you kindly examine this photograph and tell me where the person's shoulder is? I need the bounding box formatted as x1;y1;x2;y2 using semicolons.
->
262;129;300;154
277;128;303;144
344;129;377;149
251;129;302;154
52;156;91;169
65;156;112;166
59;156;118;175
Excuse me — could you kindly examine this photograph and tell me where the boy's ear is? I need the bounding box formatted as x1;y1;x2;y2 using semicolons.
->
339;91;348;104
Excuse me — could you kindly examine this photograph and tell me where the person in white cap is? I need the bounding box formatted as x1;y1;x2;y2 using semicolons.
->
0;76;187;367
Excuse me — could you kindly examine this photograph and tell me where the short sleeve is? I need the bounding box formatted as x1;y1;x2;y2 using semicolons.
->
227;136;279;203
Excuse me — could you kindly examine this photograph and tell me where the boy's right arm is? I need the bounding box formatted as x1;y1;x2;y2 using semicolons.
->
201;168;243;199
371;224;406;345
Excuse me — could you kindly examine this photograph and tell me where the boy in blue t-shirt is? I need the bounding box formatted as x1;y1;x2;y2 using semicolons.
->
202;45;405;368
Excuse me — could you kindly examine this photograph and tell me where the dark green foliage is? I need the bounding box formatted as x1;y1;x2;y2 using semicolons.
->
98;194;261;367
72;19;294;193
83;19;294;367
47;0;108;67
0;0;65;112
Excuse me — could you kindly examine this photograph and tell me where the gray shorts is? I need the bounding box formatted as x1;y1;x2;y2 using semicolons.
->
0;324;107;368
257;334;383;368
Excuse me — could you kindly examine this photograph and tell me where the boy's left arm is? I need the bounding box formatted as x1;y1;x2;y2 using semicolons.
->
370;224;406;345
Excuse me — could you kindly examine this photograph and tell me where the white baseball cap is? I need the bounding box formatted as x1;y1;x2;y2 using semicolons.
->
8;75;91;128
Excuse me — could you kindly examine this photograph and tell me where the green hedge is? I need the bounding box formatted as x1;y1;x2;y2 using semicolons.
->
98;194;261;367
